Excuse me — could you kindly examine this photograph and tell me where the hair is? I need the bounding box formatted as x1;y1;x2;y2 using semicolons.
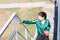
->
38;12;47;19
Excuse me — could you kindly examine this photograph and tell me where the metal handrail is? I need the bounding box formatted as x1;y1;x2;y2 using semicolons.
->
0;13;16;37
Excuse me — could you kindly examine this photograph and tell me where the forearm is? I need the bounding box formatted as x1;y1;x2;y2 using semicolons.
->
22;20;36;24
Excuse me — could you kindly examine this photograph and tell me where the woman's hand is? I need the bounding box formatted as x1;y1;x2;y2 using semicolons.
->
44;31;49;36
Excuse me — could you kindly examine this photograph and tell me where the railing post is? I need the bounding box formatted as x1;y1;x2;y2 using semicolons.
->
14;15;18;40
25;29;27;40
31;37;34;40
34;29;37;40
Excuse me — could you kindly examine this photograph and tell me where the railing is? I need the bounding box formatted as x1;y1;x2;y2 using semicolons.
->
0;13;37;40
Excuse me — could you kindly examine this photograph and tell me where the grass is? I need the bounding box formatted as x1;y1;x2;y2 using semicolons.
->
0;8;42;40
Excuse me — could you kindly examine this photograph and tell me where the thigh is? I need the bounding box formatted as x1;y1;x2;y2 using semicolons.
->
36;34;42;40
43;36;49;40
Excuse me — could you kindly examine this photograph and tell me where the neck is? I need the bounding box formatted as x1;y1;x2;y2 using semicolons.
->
41;20;45;25
41;20;45;22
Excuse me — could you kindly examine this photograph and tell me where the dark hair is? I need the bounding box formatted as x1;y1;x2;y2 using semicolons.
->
38;12;47;19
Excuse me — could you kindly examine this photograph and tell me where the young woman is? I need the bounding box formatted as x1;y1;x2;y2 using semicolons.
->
22;12;51;40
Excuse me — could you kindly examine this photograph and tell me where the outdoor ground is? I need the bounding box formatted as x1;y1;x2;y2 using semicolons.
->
0;8;42;40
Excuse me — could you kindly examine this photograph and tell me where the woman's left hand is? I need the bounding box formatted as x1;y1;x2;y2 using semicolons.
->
44;31;49;36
